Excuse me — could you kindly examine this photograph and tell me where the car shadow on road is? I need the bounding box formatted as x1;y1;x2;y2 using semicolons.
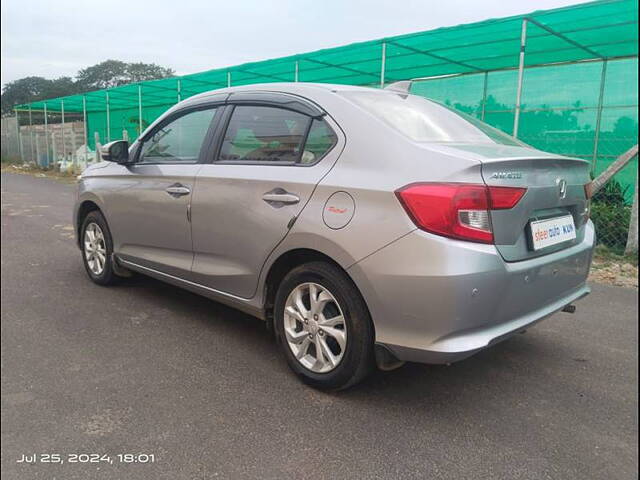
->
117;272;561;407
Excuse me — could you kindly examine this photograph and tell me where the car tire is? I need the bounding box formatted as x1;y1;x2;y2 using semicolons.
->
274;261;374;390
80;210;119;286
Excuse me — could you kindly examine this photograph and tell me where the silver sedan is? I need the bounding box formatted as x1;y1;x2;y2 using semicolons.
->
74;83;595;389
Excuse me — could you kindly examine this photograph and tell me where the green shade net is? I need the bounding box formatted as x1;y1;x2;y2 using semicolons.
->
17;0;638;198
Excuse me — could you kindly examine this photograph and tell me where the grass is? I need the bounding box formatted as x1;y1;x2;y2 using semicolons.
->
593;244;638;267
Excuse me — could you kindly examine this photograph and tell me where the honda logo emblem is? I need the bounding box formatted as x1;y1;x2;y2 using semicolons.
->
557;178;568;199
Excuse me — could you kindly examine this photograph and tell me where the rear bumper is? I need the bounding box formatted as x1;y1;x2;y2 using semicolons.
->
386;284;589;364
347;220;595;364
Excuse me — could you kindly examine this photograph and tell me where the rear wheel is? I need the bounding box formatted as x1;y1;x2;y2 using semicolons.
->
274;261;374;390
80;210;119;286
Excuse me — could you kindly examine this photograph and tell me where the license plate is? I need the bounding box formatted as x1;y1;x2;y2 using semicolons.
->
530;215;576;251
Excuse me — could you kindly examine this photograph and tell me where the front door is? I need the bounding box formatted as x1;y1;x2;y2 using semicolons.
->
108;105;221;278
190;101;343;298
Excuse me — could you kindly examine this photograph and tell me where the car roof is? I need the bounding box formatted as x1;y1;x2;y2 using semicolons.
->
182;82;386;106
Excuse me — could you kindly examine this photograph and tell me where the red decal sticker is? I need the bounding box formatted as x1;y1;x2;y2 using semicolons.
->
327;206;347;214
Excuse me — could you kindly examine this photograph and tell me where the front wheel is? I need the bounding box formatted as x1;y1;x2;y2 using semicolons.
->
80;210;119;286
274;261;374;390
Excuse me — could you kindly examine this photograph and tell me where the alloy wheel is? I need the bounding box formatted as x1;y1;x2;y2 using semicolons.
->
84;222;107;275
283;282;347;373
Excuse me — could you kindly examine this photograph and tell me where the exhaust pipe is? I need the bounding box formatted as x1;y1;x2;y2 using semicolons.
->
562;304;576;314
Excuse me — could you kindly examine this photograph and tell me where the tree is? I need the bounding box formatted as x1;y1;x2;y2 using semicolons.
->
2;60;175;115
76;60;174;90
76;60;129;90
1;76;80;115
1;77;53;114
126;62;175;83
47;77;78;98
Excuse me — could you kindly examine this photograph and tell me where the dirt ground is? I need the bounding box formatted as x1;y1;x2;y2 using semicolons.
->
589;251;638;289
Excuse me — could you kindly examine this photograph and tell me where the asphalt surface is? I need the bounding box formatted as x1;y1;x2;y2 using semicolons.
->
1;171;638;480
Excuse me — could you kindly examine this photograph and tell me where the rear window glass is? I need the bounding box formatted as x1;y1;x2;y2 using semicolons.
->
300;119;337;164
342;91;525;146
219;106;310;163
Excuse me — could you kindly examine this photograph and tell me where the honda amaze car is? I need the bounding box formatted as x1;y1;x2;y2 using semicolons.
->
74;82;595;390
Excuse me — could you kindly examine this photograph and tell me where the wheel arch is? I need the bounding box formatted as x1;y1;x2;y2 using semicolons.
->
262;247;373;338
75;199;102;248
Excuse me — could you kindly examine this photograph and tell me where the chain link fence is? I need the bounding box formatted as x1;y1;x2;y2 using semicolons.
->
412;57;638;255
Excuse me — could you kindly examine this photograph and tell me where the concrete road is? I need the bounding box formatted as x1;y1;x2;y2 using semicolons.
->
1;171;637;480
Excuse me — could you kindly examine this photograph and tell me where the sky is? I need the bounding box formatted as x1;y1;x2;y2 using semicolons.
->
1;0;584;89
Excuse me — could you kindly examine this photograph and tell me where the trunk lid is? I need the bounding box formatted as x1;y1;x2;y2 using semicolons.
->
443;144;591;262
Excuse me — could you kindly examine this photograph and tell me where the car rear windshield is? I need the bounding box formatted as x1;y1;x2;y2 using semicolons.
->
342;91;525;146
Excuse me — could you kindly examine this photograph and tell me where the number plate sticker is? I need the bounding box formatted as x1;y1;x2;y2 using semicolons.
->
530;215;576;251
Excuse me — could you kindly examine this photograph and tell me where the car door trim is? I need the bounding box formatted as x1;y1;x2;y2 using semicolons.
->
119;258;252;302
227;91;325;117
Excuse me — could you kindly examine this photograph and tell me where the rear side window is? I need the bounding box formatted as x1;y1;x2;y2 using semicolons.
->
219;106;311;163
342;91;525;146
139;108;217;164
300;119;338;164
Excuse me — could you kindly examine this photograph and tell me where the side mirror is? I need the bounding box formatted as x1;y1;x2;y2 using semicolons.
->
100;140;130;163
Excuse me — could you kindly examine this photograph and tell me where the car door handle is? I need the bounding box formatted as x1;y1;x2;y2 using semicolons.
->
165;184;191;197
262;190;300;206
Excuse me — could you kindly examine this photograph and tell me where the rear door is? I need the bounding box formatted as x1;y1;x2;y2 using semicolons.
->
109;102;223;277
190;93;343;298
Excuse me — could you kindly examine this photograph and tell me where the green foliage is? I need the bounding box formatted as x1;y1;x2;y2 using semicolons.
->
76;60;129;90
76;60;174;90
1;60;174;115
125;62;175;84
590;179;632;252
1;76;77;115
592;178;630;205
594;244;638;266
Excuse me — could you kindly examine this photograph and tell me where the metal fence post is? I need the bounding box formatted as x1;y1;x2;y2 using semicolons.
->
592;59;608;172
16;110;24;163
61;99;66;167
380;42;387;88
513;19;527;138
626;173;638;255
138;85;143;137
105;92;111;142
227;71;231;88
481;71;489;120
50;130;57;167
295;61;299;82
28;105;34;163
70;121;77;168
83;96;89;164
177;79;182;102
35;130;41;166
44;103;50;167
94;132;101;163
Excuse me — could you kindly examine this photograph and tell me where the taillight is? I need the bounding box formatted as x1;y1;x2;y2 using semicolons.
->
395;183;526;244
488;185;528;209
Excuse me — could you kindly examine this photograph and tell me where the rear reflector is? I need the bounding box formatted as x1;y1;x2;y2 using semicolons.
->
488;185;527;209
396;183;527;244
